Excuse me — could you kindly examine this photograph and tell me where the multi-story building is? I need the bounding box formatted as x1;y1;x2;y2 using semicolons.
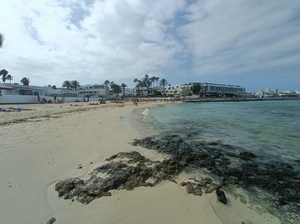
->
258;88;278;97
77;84;109;98
133;87;148;96
200;83;245;96
165;84;183;96
164;82;245;97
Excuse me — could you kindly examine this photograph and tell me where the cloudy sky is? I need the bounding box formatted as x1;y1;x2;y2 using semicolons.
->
0;0;300;92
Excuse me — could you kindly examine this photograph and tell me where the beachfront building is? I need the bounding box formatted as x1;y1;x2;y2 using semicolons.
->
278;90;300;97
133;87;148;96
123;87;134;97
257;88;278;97
163;82;245;97
78;84;109;98
200;83;245;96
165;84;183;96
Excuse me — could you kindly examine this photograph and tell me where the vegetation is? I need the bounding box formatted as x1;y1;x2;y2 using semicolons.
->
70;80;80;91
62;80;80;90
0;33;4;48
20;77;30;86
104;80;110;85
133;75;169;96
159;78;168;95
62;80;71;89
121;83;127;97
192;83;201;95
110;81;122;96
6;74;13;84
0;69;9;83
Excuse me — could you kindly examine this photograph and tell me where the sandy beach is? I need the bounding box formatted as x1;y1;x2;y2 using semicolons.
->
0;101;281;224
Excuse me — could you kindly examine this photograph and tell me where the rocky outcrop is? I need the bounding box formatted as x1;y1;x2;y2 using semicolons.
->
55;135;300;223
131;135;300;206
55;151;182;204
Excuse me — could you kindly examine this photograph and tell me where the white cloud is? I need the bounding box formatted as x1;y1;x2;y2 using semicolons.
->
180;0;300;76
0;0;299;90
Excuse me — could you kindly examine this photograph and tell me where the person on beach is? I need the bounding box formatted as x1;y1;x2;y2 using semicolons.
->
70;104;83;106
134;98;139;106
54;96;57;102
0;107;21;112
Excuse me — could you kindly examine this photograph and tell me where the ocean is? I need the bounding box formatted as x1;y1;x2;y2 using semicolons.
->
123;99;300;223
128;99;300;161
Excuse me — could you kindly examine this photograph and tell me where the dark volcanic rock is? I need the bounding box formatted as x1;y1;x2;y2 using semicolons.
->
216;189;227;204
56;134;300;222
55;151;182;204
46;217;56;224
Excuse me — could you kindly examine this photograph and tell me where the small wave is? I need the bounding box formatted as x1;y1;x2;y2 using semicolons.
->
142;108;150;121
142;108;149;116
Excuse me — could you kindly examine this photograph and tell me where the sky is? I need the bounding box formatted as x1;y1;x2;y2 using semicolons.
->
0;0;300;92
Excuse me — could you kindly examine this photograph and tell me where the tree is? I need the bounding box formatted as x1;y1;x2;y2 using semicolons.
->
0;33;4;48
141;74;152;94
133;78;139;86
150;76;156;88
0;69;8;83
192;83;201;95
20;77;30;86
159;78;168;95
155;77;159;88
133;78;141;96
70;80;80;91
62;80;71;89
52;85;57;89
110;83;122;96
104;80;110;85
6;74;13;84
121;83;127;97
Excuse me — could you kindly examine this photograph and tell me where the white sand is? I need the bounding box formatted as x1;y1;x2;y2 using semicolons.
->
0;101;281;224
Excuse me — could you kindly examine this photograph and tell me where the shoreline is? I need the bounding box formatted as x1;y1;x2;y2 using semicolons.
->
0;101;283;224
183;96;300;103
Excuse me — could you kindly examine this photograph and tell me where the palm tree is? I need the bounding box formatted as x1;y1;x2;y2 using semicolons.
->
150;76;155;87
20;77;30;86
0;33;4;48
141;74;152;94
0;69;8;82
104;80;110;85
6;74;13;84
133;78;139;86
121;83;127;97
1;73;7;83
70;80;80;91
155;77;159;88
110;83;122;96
62;80;71;89
160;78;168;96
133;78;140;96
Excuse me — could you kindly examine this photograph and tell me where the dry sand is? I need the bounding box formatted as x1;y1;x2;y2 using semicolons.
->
0;101;281;224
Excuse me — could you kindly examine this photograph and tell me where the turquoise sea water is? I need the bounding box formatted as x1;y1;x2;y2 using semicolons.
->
122;100;300;223
132;100;300;161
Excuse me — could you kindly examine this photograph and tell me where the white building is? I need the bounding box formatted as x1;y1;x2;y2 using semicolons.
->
133;87;148;96
164;82;245;97
258;88;278;97
200;83;245;96
165;84;183;96
78;84;109;98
